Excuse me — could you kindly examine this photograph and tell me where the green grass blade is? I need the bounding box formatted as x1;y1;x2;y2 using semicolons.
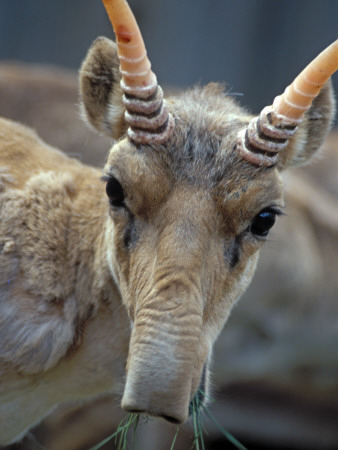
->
190;394;205;450
90;428;122;450
117;413;138;450
91;392;246;450
201;404;247;450
131;413;140;450
169;426;180;450
89;413;140;450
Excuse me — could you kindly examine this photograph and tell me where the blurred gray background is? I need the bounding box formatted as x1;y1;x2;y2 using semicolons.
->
0;0;337;122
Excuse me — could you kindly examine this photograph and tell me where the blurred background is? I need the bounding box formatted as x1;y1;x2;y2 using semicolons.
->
1;1;338;449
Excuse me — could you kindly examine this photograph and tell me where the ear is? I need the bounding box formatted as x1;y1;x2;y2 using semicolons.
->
278;80;336;169
79;36;127;140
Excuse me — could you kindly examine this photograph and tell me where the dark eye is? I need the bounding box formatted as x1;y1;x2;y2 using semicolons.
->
105;176;125;208
250;208;279;237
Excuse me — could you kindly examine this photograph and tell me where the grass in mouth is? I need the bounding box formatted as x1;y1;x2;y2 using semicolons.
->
189;390;247;450
89;412;139;450
90;391;247;450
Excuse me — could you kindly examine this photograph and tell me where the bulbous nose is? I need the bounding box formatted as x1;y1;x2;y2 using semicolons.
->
121;336;195;424
122;354;209;424
121;293;207;424
122;389;189;424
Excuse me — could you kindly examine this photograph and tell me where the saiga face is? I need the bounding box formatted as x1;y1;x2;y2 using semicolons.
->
102;97;284;422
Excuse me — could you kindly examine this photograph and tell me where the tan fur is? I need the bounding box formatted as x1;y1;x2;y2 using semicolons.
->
0;118;130;443
0;35;335;443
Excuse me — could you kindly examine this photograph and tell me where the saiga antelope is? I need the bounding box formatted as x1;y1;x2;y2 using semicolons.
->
0;0;337;444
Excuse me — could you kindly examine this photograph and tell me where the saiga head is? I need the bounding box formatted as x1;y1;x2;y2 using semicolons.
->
80;0;337;424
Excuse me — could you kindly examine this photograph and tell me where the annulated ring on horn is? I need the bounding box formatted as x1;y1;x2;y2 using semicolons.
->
102;0;174;146
236;39;338;167
120;74;158;100
125;99;171;131
235;106;298;167
246;115;290;153
236;128;279;167
258;106;298;139
127;114;175;145
122;86;164;115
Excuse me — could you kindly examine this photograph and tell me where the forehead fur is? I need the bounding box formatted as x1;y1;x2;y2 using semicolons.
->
163;83;272;188
106;83;281;203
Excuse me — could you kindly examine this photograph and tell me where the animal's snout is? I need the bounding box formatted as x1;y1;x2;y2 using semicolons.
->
122;383;190;424
122;357;209;425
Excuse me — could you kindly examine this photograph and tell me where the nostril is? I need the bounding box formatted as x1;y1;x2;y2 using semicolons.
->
124;408;184;425
161;414;182;425
124;408;145;415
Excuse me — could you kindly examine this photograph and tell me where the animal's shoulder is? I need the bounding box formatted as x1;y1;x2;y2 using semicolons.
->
0;117;93;190
0;118;105;375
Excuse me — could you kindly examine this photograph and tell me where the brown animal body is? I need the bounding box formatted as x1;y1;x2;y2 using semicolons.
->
0;117;130;443
0;2;336;444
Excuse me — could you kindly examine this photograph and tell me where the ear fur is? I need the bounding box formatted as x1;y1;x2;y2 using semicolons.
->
278;80;336;169
79;37;127;140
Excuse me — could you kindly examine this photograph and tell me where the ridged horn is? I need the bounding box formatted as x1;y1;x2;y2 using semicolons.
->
102;0;174;145
237;39;338;167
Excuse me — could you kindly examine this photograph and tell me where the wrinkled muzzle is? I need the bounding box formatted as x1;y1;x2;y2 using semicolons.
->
121;290;208;424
